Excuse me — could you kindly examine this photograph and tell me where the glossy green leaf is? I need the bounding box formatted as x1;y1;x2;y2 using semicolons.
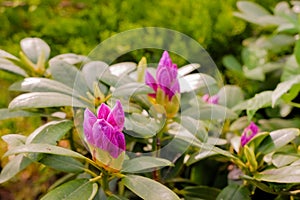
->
272;75;300;107
49;60;90;98
4;143;86;160
20;37;50;63
181;186;221;200
272;153;299;168
217;85;244;108
258;128;300;154
113;82;153;98
122;156;173;173
254;165;300;183
26;120;73;144
41;179;97;200
9;78;80;97
0;154;32;184
0;108;40;120
216;184;251;200
179;73;217;93
8;92;87;110
49;53;86;65
182;104;237;120
39;154;85;173
122;175;180;200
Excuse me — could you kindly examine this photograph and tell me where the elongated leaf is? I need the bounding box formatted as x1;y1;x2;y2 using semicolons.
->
20;38;50;63
180;116;208;142
122;156;173;173
178;63;200;77
181;186;221;200
109;62;136;77
39;154;85;173
179;73;217;93
254;165;300;183
258;128;300;154
107;195;129;200
9;78;80;97
182;104;237;120
2;134;26;147
222;55;242;72
26;120;73;144
233;91;273;120
113;82;153;98
0;154;32;184
217;85;244;108
41;179;96;200
8;92;87;110
216;184;251;200
272;75;300;107
4;143;86;160
122;175;180;200
49;53;87;65
0;59;27;77
272;153;299;168
49;60;90;98
0;108;40;120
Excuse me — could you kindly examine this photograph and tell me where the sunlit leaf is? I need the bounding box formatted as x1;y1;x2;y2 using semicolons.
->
39;155;85;173
122;175;180;200
20;37;50;63
179;73;217;93
122;156;173;173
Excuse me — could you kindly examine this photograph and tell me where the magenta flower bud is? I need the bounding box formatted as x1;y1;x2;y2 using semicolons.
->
145;51;180;100
241;122;259;147
202;94;219;104
83;101;126;171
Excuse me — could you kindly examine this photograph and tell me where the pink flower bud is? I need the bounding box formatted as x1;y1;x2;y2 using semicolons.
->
241;122;259;147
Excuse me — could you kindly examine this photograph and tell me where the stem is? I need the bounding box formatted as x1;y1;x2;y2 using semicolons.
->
84;169;98;178
101;171;113;196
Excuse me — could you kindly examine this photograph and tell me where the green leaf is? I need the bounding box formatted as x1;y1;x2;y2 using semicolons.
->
179;73;217;93
181;186;221;200
272;75;300;107
113;82;153;98
8;92;87;110
180;116;208;142
2;134;26;147
222;55;242;72
122;175;180;200
295;39;300;66
272;153;299;168
107;195;129;200
0;58;27;77
254;165;300;183
121;156;173;173
233;91;273;120
49;53;86;65
3;143;86;160
41;179;97;200
216;184;251;200
26;120;73;145
0;108;40;120
217;85;244;108
178;63;201;77
39;154;85;173
182;104;237;120
186;150;218;166
258;128;300;154
20;37;50;63
0;154;32;184
9;78;80;98
49;60;90;98
109;62;136;77
243;145;258;172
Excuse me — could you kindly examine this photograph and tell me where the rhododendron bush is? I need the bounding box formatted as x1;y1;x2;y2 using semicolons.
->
1;1;300;199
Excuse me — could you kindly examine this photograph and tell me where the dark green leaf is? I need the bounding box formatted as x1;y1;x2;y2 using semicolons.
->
181;186;221;200
216;184;251;200
222;55;242;72
107;195;129;200
122;156;173;173
39;154;85;173
41;179;97;200
122;175;180;200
